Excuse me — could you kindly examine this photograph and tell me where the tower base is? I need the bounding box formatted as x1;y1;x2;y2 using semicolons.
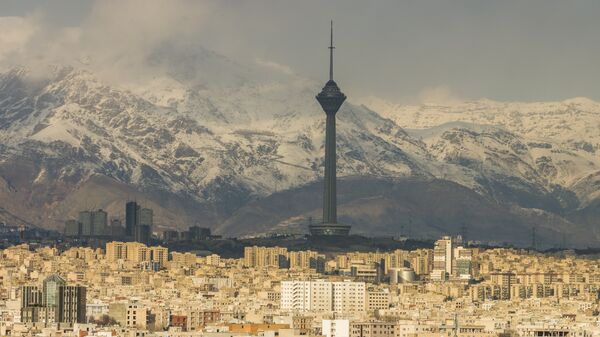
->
309;223;351;236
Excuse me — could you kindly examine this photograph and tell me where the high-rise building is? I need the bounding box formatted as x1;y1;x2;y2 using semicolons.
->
410;249;433;276
105;241;168;267
20;285;43;323
43;274;65;308
431;236;454;281
126;203;152;244
106;241;128;261
21;274;86;325
187;226;211;241
309;22;350;236
140;208;153;227
110;218;125;238
126;242;150;263
79;211;93;237
125;201;140;237
162;230;180;242
57;285;86;324
150;246;168;266
289;250;322;270
92;209;108;236
244;246;288;268
281;280;332;312
332;281;366;313
135;224;151;245
78;210;108;237
281;280;365;313
430;236;474;281
21;286;42;307
453;246;473;280
309;256;326;274
64;220;80;237
206;254;221;266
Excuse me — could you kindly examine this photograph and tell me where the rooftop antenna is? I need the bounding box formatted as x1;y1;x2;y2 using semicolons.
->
329;20;334;81
531;225;537;250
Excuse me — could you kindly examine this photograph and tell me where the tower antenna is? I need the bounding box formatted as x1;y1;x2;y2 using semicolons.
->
329;20;334;80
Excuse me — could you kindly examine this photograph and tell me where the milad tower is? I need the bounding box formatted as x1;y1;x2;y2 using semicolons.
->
309;22;351;236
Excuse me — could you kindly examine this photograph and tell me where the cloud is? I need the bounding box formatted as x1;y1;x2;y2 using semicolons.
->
0;0;214;86
1;0;600;101
0;16;37;61
255;58;294;75
0;12;83;81
81;0;210;56
417;86;463;105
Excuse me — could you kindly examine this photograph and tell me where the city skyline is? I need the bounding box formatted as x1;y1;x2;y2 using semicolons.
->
1;1;599;337
3;235;600;336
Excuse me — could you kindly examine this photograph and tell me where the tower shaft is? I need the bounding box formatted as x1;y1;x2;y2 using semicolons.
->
323;114;337;223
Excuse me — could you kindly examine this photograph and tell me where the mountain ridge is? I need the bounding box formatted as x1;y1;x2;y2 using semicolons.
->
0;60;598;248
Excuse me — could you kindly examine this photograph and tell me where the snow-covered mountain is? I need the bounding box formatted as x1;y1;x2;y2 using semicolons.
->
363;98;600;206
0;47;598;247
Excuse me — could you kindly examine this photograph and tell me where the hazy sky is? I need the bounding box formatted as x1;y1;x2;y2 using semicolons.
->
1;0;599;103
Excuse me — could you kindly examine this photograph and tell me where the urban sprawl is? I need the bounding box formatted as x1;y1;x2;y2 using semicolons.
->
0;236;599;337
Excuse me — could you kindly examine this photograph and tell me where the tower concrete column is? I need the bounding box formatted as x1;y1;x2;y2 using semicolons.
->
323;114;337;223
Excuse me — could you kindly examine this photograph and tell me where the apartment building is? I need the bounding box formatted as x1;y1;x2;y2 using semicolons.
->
105;241;168;266
281;280;366;313
350;321;396;337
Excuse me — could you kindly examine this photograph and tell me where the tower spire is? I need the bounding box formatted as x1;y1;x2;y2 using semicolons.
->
329;20;334;81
